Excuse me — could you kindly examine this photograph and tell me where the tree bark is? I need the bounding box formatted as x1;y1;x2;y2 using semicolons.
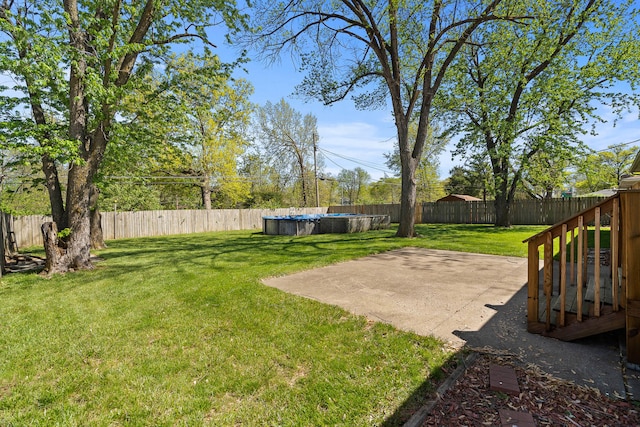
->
42;222;64;275
201;183;212;210
62;162;95;270
41;155;66;229
494;196;511;227
397;150;418;237
89;183;106;249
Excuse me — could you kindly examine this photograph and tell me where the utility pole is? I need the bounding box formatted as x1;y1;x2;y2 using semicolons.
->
313;132;320;207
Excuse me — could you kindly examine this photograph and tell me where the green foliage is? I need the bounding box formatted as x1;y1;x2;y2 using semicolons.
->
445;166;477;196
384;123;447;202
369;177;402;204
337;168;370;204
56;228;71;239
573;144;639;193
0;181;51;216
99;181;163;212
440;0;640;225
254;99;321;207
0;0;249;267
523;149;576;198
246;0;507;236
445;154;493;200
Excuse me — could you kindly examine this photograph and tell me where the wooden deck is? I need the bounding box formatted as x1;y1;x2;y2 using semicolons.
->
536;257;621;328
525;195;626;343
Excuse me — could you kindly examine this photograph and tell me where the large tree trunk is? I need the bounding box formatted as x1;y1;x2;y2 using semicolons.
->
397;153;419;237
41;153;66;230
41;222;64;275
90;208;105;250
90;183;106;249
494;196;511;227
201;184;212;210
62;162;94;270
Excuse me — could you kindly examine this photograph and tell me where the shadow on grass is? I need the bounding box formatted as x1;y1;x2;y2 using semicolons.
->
72;229;406;282
379;351;461;426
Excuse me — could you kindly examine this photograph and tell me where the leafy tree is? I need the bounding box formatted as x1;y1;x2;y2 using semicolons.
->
255;99;319;207
441;0;640;226
160;54;254;209
369;177;402;204
522;149;575;199
318;173;341;206
246;0;510;236
239;151;286;208
384;122;447;202
444;166;476;196
337;167;370;205
574;144;639;193
0;0;245;273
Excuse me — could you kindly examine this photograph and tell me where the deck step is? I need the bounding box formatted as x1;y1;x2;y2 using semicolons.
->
543;309;625;341
585;273;623;306
550;286;590;317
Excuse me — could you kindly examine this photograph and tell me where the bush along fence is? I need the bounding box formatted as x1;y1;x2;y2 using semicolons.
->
8;197;608;249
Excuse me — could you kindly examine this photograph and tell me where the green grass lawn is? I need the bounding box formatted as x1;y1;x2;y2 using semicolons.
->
0;224;545;426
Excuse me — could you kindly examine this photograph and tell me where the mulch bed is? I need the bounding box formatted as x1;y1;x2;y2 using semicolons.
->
422;351;640;426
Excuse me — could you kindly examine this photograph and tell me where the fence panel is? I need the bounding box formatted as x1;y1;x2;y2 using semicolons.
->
328;204;401;223
422;197;607;225
14;207;329;248
11;198;609;249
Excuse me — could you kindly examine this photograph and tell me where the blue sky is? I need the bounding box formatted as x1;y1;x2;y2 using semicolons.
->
231;55;401;180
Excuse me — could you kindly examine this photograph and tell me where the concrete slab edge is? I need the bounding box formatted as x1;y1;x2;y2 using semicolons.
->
403;352;479;427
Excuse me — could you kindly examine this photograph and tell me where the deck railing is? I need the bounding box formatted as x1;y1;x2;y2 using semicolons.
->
525;195;622;338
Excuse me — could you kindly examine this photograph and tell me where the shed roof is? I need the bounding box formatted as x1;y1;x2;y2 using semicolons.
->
631;150;640;174
436;194;482;202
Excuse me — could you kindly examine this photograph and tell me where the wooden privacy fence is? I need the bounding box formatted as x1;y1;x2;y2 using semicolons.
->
10;197;608;249
11;207;328;248
328;204;402;223
422;197;608;225
329;197;607;226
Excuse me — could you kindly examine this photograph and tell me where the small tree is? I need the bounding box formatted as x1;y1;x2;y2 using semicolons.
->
338;168;370;205
255;99;319;207
574;145;639;193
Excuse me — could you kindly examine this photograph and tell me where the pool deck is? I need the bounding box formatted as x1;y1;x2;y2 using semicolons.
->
263;247;640;400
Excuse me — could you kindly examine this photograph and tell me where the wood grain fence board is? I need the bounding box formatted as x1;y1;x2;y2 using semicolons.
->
10;198;607;248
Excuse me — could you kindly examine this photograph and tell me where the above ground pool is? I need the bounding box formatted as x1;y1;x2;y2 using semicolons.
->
262;213;390;236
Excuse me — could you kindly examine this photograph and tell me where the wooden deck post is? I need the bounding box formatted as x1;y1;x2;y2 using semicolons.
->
544;232;553;330
570;227;575;285
612;198;620;311
577;216;584;321
622;190;640;365
559;224;567;326
594;207;601;317
527;240;540;329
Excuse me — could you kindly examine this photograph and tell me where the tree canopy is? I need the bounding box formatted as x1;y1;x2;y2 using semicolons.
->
245;0;510;236
440;0;640;225
0;0;246;273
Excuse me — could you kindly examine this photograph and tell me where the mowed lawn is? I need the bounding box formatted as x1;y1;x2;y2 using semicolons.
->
0;224;544;426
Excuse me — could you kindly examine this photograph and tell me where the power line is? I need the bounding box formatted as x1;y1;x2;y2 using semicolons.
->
318;147;394;174
594;137;640;153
